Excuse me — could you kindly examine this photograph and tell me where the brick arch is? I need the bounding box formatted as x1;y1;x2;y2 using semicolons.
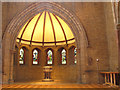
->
2;2;88;84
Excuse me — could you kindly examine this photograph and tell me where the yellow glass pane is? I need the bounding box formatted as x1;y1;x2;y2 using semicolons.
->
22;13;40;40
50;13;65;41
44;43;55;46
57;16;74;40
44;12;54;42
56;42;66;45
32;12;44;42
17;22;28;38
32;43;42;46
16;39;19;42
21;40;30;45
67;39;75;44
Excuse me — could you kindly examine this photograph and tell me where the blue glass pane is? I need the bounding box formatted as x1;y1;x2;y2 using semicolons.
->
61;49;66;64
19;48;24;64
47;50;53;64
74;48;77;64
33;49;38;64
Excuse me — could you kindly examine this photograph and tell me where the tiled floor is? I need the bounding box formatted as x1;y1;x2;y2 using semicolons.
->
2;84;118;88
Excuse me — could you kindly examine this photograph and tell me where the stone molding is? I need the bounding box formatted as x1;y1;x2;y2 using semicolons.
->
117;24;120;30
10;49;16;54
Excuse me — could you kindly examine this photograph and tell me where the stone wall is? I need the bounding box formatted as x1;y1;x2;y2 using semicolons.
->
104;2;118;71
14;43;77;83
118;2;120;71
118;1;120;23
117;24;120;72
0;1;2;87
2;2;118;84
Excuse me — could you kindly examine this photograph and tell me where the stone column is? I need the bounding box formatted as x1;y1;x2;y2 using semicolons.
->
54;49;58;66
0;1;2;86
117;24;120;72
76;48;82;83
41;49;45;67
29;47;32;67
8;49;16;83
66;48;69;66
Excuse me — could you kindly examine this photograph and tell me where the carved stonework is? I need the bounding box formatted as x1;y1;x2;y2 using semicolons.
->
112;2;119;24
117;24;120;72
76;48;80;53
10;49;16;54
117;24;120;44
117;24;120;30
88;56;93;66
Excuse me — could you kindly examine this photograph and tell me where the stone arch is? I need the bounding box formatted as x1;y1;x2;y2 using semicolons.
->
2;2;88;84
68;45;76;50
45;48;54;65
32;47;41;52
19;45;29;51
68;45;76;65
32;48;41;65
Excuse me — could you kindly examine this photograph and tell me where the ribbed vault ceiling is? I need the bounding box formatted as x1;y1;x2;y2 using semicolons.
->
17;11;75;46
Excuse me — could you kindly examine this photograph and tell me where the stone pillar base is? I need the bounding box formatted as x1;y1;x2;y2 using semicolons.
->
8;79;14;84
42;79;54;82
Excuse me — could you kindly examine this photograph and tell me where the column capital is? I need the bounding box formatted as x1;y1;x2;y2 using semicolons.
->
77;48;80;53
8;79;14;83
10;49;16;54
117;24;120;30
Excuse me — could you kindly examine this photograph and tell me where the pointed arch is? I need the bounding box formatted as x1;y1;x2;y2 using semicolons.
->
19;47;26;65
32;48;39;65
46;48;54;65
2;2;88;83
61;48;67;65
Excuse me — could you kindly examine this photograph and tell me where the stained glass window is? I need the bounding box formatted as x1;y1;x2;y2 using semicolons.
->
19;48;25;64
74;48;77;64
61;49;66;64
47;50;53;65
33;49;38;65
